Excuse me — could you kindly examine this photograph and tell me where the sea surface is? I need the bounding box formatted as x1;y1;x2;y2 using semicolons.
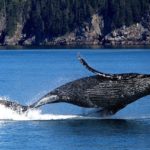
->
0;49;150;150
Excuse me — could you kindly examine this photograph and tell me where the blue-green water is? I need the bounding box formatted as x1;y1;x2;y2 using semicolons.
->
0;49;150;150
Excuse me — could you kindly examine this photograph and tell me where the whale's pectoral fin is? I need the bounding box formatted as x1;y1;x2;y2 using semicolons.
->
0;100;29;113
77;54;114;79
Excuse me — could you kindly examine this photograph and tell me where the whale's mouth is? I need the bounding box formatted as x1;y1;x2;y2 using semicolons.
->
0;99;28;113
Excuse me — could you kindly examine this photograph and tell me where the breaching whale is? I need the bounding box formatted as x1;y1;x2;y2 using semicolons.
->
0;55;150;116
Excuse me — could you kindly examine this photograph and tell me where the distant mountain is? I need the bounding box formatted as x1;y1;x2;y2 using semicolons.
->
0;0;150;46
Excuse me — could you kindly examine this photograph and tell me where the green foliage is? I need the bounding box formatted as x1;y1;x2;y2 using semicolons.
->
2;0;27;36
0;0;150;42
102;0;150;33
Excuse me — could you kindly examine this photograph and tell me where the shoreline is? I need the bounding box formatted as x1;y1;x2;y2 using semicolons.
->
0;44;150;50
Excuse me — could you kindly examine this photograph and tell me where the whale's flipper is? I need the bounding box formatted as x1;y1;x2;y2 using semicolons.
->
78;54;114;79
0;100;28;113
78;55;148;80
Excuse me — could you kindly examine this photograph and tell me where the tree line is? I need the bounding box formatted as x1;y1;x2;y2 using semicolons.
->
0;0;150;43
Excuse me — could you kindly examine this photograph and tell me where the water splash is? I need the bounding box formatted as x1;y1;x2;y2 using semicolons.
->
0;96;150;121
0;104;82;121
0;96;84;121
0;103;150;121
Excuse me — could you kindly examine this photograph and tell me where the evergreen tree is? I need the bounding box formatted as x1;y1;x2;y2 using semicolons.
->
0;0;150;44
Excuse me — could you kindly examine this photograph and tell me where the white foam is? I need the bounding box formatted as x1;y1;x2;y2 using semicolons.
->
0;99;149;121
0;104;81;121
112;116;150;120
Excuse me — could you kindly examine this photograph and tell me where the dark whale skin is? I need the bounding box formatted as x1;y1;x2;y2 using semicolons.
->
0;100;28;112
0;56;150;116
31;74;150;115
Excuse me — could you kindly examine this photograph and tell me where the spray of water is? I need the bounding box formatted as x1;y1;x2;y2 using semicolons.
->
0;104;82;121
0;96;81;121
0;98;149;121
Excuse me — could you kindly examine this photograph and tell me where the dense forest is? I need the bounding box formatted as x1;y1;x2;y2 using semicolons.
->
0;0;150;45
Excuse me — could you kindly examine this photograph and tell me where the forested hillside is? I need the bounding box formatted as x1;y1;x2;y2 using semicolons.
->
0;0;150;46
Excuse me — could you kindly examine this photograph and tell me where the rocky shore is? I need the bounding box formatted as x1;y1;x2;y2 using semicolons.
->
50;13;150;46
1;13;150;47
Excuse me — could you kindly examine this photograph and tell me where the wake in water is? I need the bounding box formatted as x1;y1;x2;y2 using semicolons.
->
0;96;80;121
0;104;150;121
0;97;150;121
0;104;81;121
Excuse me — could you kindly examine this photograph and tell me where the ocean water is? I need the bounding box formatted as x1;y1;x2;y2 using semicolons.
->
0;49;150;150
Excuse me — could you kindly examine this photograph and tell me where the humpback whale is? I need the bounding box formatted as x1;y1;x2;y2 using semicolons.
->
0;55;150;116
